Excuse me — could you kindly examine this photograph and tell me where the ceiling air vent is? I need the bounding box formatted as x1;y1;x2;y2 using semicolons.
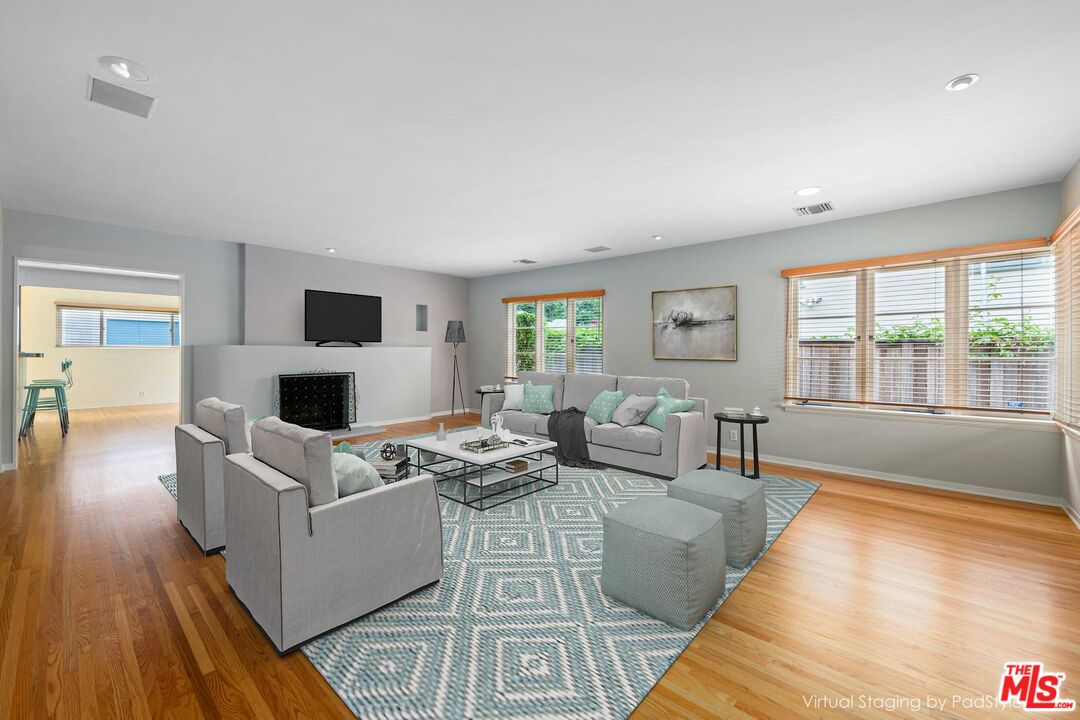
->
86;76;157;118
583;245;611;253
793;201;834;217
514;258;538;265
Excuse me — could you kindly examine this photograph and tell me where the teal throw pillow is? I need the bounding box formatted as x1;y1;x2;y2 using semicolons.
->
521;382;556;414
586;389;625;425
644;387;697;430
331;452;384;497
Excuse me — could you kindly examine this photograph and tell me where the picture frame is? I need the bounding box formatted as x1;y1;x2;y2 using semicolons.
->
651;285;737;361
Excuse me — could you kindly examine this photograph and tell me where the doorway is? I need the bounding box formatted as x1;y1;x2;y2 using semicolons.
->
12;260;184;469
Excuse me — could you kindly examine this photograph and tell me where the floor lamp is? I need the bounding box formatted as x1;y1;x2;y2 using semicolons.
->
445;320;466;415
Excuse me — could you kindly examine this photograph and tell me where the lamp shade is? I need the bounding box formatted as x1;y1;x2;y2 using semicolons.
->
445;320;466;344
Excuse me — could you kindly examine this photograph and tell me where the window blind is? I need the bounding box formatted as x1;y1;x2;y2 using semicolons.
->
784;238;1054;416
1053;207;1080;425
503;291;604;376
57;305;181;347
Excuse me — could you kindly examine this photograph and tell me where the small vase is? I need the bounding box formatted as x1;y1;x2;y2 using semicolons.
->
437;422;447;441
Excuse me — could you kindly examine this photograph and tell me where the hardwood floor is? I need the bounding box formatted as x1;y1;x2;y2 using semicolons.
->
1;404;1077;718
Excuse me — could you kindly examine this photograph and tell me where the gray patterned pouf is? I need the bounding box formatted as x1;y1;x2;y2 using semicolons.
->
668;468;766;568
601;496;726;630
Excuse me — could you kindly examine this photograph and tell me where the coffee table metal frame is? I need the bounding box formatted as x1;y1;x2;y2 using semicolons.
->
405;441;559;511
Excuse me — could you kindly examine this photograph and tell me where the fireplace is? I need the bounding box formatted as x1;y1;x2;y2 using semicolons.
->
277;371;356;431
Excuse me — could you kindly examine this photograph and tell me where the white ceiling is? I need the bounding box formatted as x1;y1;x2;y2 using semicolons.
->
2;1;1079;278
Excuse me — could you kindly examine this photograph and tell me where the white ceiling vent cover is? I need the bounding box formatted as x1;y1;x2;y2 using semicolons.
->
514;258;538;265
86;76;157;118
793;201;834;216
583;245;611;253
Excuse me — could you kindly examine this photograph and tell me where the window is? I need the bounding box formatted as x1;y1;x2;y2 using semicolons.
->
1054;207;1080;426
57;305;182;347
504;291;604;376
785;239;1055;416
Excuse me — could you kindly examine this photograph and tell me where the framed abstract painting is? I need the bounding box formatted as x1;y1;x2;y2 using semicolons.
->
652;285;737;360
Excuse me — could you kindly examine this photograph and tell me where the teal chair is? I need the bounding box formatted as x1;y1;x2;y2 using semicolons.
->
20;359;73;438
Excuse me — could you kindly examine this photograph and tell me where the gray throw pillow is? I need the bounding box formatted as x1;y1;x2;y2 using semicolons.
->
611;394;658;427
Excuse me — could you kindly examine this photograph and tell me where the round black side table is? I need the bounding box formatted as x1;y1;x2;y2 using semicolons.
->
714;412;769;479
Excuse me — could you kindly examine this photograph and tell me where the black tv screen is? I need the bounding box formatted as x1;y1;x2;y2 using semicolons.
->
305;290;382;343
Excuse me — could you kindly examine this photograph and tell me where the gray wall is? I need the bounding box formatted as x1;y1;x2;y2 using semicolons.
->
243;245;470;413
468;183;1064;501
1;210;243;466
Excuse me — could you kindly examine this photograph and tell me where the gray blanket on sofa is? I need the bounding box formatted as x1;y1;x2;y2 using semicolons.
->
547;408;604;469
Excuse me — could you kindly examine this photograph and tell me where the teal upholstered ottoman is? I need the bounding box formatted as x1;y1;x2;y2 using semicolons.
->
668;468;766;568
601;496;726;630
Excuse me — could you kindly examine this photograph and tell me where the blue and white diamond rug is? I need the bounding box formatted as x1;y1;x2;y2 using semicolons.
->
159;434;818;720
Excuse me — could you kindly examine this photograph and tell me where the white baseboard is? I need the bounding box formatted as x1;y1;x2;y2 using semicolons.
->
1;463;15;473
1064;502;1080;531
715;447;1064;508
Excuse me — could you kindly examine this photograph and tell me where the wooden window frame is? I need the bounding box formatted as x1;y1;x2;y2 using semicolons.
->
504;291;604;376
783;237;1054;417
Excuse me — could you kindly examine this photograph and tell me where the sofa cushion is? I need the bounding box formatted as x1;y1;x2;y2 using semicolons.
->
564;373;618;411
518;372;565;410
251;417;337;507
522;383;556;414
502;383;525;411
617;376;689;400
644;388;697;431
591;423;663;456
331;452;384;497
195;397;251;454
502;410;546;435
612;393;658;427
586;389;625;425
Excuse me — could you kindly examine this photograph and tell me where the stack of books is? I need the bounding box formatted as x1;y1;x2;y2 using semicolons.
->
371;456;409;483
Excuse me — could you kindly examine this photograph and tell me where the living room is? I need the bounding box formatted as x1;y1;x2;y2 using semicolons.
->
2;2;1079;719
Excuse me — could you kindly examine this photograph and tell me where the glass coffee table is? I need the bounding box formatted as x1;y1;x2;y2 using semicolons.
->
406;428;558;510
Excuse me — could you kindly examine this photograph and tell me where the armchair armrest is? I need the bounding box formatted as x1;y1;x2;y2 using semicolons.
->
175;424;227;552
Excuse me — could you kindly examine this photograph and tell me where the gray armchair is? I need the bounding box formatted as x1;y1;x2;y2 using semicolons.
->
175;397;250;553
223;417;444;654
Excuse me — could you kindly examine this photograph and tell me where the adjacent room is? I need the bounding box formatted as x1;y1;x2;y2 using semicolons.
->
1;2;1078;719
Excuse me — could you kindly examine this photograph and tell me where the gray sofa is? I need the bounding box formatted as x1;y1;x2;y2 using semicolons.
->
481;372;707;478
223;417;444;654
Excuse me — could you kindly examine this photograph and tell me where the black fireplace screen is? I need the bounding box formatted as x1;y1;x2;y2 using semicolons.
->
276;371;357;431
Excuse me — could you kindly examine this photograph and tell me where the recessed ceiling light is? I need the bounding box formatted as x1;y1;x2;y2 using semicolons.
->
944;74;980;92
99;56;154;83
652;235;663;241
795;186;822;197
326;247;336;253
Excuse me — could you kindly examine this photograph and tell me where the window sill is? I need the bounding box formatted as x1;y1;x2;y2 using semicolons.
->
782;402;1058;433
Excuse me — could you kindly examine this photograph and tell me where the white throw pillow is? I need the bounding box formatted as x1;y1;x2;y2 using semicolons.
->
502;383;525;411
331;453;384;497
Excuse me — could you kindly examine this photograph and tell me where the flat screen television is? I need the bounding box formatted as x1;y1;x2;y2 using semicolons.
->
305;289;382;345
